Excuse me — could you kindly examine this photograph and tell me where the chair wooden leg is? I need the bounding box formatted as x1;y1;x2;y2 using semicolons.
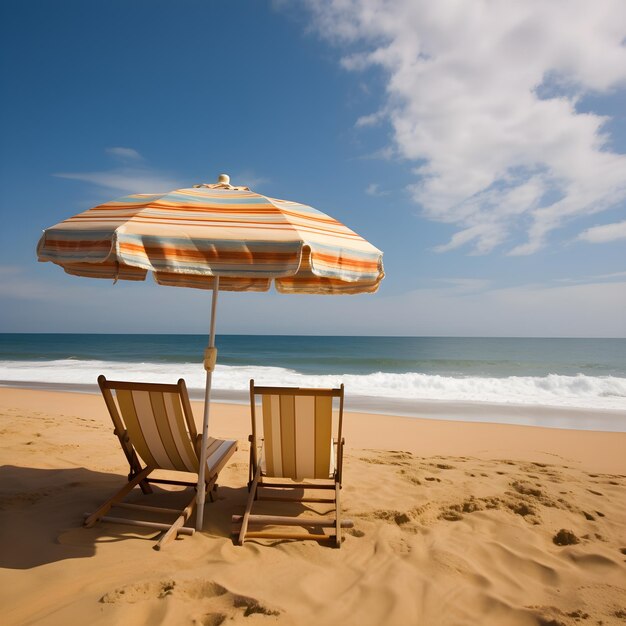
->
84;466;153;527
207;479;216;503
335;482;342;548
238;462;262;545
129;451;153;494
86;515;195;535
155;489;197;550
203;474;217;504
156;472;219;548
248;442;254;489
138;478;153;494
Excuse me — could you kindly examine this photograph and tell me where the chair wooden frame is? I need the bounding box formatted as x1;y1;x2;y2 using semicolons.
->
84;375;237;550
233;380;352;547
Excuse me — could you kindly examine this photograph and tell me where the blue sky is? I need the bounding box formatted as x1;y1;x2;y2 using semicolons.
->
1;0;625;336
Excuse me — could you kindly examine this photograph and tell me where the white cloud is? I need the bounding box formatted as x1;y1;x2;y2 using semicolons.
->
230;170;270;190
55;170;182;194
365;182;389;196
556;270;626;283
578;220;626;243
105;146;143;161
55;148;183;194
356;110;386;128
305;0;626;255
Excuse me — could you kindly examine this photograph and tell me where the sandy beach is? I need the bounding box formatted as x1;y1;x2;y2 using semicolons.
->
1;386;625;625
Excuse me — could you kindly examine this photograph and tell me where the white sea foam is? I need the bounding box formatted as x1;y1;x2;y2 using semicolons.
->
1;359;625;411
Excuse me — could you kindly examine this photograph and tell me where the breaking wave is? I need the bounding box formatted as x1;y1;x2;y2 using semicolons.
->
0;359;625;411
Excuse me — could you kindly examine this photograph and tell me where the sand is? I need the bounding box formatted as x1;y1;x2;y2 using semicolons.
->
0;387;625;626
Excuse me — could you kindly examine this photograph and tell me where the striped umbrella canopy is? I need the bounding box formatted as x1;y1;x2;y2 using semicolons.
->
37;176;383;294
37;174;384;529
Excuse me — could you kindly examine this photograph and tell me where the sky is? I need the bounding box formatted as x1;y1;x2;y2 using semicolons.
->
0;0;625;337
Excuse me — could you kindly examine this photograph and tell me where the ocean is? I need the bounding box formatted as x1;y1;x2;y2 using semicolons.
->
1;334;625;431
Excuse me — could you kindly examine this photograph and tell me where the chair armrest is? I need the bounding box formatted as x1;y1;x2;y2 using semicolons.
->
248;436;264;487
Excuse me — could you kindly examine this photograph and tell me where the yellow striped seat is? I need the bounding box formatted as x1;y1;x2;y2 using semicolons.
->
260;392;335;480
233;380;352;548
115;387;200;473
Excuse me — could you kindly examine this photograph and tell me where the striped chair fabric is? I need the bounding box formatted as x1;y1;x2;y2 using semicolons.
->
110;385;235;475
259;391;336;481
115;388;199;472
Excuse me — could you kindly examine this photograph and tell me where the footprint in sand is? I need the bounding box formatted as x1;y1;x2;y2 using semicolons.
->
566;609;590;620
511;481;543;498
353;509;416;531
438;498;480;521
373;510;412;525
507;501;535;517
100;578;281;620
398;470;422;486
100;580;182;602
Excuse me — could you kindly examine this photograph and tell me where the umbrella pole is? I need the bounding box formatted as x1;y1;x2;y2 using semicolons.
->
195;275;220;531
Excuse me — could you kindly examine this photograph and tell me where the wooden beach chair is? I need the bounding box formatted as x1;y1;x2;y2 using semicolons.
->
233;380;352;547
84;375;237;549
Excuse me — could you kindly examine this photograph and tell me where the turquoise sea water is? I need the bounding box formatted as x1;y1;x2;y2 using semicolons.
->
1;334;625;429
1;334;625;376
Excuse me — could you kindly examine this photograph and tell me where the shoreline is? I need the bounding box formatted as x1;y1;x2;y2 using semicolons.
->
2;379;626;432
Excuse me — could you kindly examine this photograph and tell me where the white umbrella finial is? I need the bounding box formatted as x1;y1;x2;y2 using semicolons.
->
217;173;230;185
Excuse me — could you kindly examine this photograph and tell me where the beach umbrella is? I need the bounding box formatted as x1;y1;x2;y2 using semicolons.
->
37;174;385;530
